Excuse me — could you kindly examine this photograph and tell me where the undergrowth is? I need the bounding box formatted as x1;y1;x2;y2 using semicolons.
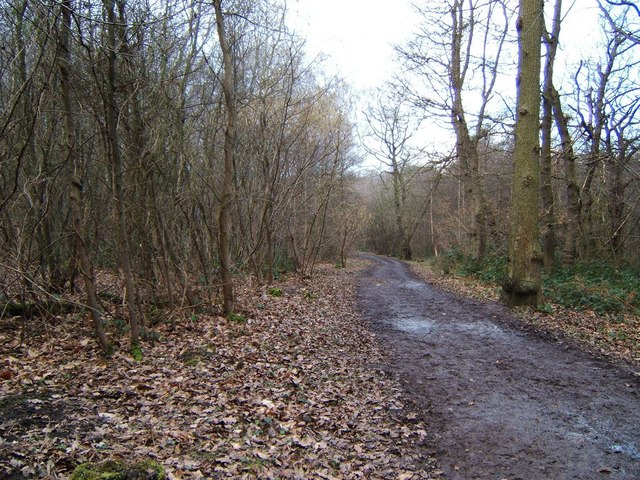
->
435;249;507;284
544;262;640;314
433;250;640;315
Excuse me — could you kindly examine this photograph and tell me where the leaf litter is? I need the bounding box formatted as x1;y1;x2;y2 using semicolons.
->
0;261;440;479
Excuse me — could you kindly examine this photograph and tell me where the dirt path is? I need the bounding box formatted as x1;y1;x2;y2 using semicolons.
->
357;255;640;480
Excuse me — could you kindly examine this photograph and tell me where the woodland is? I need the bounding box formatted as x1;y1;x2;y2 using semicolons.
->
1;0;639;478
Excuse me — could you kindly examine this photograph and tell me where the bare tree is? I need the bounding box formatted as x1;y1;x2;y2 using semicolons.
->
59;0;110;353
0;0;361;352
213;0;236;314
103;0;141;346
397;0;512;260
540;0;563;270
364;92;424;260
571;2;640;261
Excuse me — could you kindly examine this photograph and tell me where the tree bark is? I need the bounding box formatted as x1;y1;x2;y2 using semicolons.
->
59;0;110;354
550;87;580;265
502;0;544;307
540;0;562;271
104;0;141;345
213;0;235;314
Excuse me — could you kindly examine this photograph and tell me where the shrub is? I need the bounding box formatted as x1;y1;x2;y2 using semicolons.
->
434;249;507;284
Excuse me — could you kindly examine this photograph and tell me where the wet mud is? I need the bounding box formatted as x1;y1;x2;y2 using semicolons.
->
357;254;640;480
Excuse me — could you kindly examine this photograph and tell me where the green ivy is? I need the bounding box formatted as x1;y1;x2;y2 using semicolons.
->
544;262;640;314
435;251;640;315
434;249;507;283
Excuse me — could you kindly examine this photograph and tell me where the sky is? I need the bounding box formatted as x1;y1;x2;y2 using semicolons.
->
287;0;416;92
285;0;603;168
287;0;601;92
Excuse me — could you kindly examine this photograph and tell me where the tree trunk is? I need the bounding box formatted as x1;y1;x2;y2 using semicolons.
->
540;0;562;271
450;0;488;261
69;177;111;353
606;141;626;260
15;1;50;294
551;87;580;265
59;0;110;354
104;0;141;346
213;0;235;314
502;0;544;307
392;157;411;260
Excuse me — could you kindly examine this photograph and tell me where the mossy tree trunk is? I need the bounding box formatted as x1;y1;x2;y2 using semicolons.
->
502;0;544;308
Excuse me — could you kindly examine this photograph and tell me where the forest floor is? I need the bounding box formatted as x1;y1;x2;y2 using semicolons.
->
358;254;640;480
2;256;640;479
0;261;440;479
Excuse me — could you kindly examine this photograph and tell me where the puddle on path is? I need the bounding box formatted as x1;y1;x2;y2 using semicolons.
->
391;314;511;340
610;443;640;460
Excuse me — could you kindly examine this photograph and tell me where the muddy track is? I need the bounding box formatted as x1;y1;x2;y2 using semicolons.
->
356;254;640;480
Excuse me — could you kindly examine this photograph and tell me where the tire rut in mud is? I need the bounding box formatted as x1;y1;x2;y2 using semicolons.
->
357;254;640;480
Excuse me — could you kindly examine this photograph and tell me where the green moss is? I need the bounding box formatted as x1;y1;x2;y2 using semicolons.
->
137;461;165;479
70;461;125;480
70;460;165;480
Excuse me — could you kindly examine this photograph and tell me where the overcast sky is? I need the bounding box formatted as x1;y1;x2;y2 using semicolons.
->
287;0;416;91
286;0;603;167
287;0;601;93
